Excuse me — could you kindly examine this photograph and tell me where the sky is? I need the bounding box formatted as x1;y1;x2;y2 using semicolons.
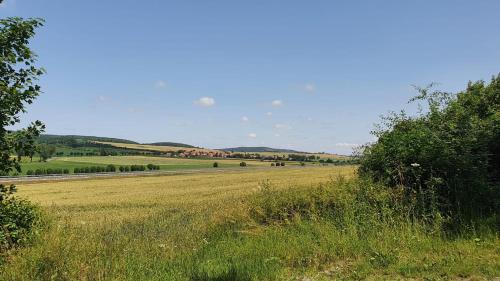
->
1;0;500;154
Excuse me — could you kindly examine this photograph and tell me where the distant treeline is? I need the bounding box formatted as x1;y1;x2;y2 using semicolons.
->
25;164;162;176
226;152;358;164
74;164;160;173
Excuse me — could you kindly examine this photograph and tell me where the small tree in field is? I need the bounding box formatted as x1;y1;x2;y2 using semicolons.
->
213;162;218;168
38;144;56;162
240;162;247;167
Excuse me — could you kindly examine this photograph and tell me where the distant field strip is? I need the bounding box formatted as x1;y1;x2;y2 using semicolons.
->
95;141;222;154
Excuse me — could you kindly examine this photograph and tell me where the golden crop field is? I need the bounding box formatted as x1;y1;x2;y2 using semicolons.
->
16;166;355;224
4;165;498;280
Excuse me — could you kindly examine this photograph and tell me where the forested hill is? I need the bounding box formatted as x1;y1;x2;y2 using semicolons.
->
38;134;138;145
37;135;196;149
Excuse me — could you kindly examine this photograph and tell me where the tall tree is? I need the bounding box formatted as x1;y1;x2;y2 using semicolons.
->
38;143;55;162
1;17;45;176
0;16;45;250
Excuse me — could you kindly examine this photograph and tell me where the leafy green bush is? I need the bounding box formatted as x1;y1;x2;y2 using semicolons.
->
212;162;218;168
26;170;34;176
239;162;247;167
130;165;146;172
360;76;500;222
0;184;41;250
106;164;116;172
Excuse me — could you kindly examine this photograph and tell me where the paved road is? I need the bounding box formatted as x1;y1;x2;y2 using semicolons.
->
0;166;313;183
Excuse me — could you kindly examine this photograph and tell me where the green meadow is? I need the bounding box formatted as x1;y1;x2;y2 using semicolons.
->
13;156;295;175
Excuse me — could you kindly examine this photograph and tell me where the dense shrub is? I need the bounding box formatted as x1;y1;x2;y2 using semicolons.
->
360;76;500;221
270;163;275;167
280;162;285;167
26;170;34;175
213;162;218;168
145;164;160;170
106;165;116;172
239;162;247;167
131;165;146;172
0;185;42;250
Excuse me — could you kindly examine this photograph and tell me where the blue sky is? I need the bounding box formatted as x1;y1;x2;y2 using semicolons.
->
2;0;499;154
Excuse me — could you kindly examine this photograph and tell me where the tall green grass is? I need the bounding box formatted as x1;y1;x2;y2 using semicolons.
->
1;177;498;280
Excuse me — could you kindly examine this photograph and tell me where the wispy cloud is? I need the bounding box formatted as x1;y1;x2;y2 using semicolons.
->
271;100;283;107
266;112;273;117
241;116;249;122
127;107;142;113
154;80;167;89
274;123;291;130
194;97;215;107
335;142;359;147
302;83;316;93
248;133;257;138
98;95;108;102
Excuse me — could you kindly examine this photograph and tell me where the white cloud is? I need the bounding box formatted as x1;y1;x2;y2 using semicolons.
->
248;133;257;138
241;116;249;122
194;97;215;107
271;100;283;107
127;107;142;113
266;112;273;117
154;80;167;89
303;83;316;93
